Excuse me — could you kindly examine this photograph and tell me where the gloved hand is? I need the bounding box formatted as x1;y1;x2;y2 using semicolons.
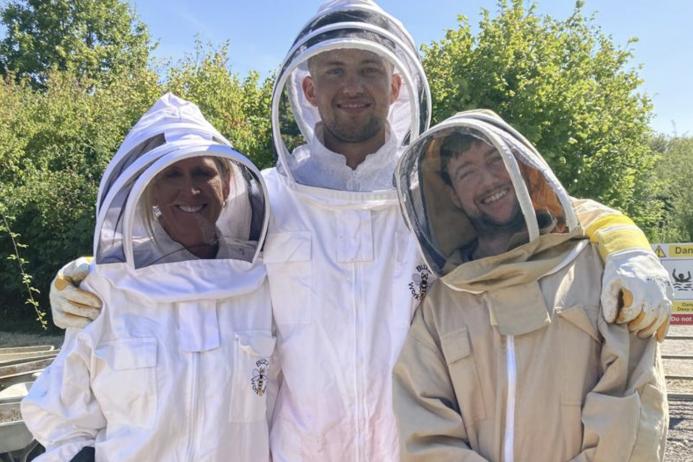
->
49;257;102;329
601;250;672;342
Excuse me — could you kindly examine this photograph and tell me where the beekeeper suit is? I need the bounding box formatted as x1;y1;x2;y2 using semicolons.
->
264;1;431;460
392;111;668;462
22;94;276;461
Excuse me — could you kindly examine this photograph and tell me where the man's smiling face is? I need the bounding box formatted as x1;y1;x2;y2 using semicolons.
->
447;140;521;228
302;48;401;146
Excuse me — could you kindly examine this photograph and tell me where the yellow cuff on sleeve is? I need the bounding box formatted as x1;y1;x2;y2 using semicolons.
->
583;214;636;240
591;224;652;261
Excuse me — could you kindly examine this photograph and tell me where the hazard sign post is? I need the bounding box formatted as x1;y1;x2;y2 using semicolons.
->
653;243;693;325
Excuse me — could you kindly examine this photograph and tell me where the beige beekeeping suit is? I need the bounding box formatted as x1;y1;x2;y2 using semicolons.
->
392;110;668;462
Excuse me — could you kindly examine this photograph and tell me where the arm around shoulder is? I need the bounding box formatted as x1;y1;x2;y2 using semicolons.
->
571;197;672;341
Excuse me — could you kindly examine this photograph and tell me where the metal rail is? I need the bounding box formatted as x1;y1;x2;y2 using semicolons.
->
667;392;693;401
663;333;693;395
662;354;693;360
665;335;693;341
0;352;58;367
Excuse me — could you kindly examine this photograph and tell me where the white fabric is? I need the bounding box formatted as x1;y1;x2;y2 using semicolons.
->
26;93;276;461
601;249;673;335
22;263;276;462
263;163;426;461
272;0;430;191
265;1;429;459
285;124;399;191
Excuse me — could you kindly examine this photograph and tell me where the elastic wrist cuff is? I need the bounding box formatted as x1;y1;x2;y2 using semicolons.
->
593;225;651;261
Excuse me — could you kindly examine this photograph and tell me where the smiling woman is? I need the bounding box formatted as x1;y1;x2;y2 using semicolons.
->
145;156;232;260
20;93;277;462
126;151;259;268
93;131;263;270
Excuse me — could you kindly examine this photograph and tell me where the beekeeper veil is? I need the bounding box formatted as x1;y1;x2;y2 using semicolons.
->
94;94;268;276
395;110;579;277
271;0;431;191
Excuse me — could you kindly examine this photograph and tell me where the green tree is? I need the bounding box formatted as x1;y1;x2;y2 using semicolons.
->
0;0;152;87
422;0;661;234
0;66;161;327
0;40;280;328
164;40;275;169
651;135;693;242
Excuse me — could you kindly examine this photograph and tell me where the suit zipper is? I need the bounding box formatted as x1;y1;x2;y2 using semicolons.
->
504;335;516;462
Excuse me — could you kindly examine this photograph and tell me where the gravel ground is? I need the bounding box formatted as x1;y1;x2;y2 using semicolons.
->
0;331;64;349
667;399;693;461
664;324;693;461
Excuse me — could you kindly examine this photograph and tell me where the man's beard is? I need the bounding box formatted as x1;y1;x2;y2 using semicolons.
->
467;205;526;236
324;116;384;144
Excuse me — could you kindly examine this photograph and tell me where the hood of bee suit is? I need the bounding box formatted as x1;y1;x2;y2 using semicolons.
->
395;110;590;336
271;0;431;192
92;93;270;301
395;109;583;278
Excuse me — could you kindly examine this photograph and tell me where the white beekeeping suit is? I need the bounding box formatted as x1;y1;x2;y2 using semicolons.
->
264;1;431;460
22;94;276;462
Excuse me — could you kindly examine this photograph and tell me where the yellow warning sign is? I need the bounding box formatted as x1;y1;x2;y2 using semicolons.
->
673;300;693;313
655;245;666;258
668;244;693;258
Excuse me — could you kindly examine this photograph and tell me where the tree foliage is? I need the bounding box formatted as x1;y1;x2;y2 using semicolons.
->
0;0;152;87
163;40;275;169
0;36;272;328
651;135;693;242
422;0;661;232
0;66;161;326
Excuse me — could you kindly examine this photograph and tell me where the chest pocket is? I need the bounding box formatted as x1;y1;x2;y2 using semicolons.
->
263;231;312;326
441;328;487;422
555;305;602;406
230;332;277;423
92;338;158;428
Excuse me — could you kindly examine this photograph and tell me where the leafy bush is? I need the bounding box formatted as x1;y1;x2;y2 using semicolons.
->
422;0;662;232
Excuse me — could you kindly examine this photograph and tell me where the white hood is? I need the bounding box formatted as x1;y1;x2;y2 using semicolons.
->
270;0;431;191
93;93;270;298
97;93;231;214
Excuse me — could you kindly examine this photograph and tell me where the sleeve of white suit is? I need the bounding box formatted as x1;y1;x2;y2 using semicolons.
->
392;305;489;462
21;329;106;461
571;313;668;462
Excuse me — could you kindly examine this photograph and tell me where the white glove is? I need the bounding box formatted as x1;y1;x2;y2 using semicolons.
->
49;257;102;329
601;250;672;341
